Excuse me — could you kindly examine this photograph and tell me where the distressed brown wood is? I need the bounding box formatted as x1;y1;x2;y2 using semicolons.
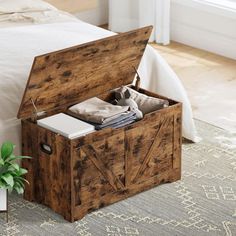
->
21;88;182;222
22;122;73;221
20;28;182;222
18;26;153;119
73;168;181;220
132;117;170;183
82;145;125;191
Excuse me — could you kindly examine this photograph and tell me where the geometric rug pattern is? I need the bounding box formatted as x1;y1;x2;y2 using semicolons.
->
0;120;236;236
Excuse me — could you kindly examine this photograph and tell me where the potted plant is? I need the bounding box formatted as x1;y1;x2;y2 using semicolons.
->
0;142;30;217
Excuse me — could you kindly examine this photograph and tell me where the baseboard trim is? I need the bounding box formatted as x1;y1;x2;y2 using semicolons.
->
171;21;236;60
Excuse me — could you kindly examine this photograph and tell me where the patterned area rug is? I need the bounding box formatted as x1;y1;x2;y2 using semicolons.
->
0;120;236;236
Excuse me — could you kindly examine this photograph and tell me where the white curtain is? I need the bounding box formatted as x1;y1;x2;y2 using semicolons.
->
109;0;170;45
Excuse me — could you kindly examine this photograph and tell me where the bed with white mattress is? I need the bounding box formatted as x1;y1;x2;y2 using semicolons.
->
0;0;200;154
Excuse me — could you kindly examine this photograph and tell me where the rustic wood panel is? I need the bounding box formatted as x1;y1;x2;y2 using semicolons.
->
73;168;180;221
132;117;170;183
22;120;38;202
22;121;73;221
69;101;181;221
18;26;153;119
21;43;182;222
73;148;116;207
82;145;125;191
125;122;159;186
85;132;125;186
173;106;182;171
22;88;181;222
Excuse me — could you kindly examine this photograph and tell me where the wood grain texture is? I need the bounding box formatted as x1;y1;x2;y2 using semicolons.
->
22;87;182;222
22;123;73;221
132;116;173;183
82;144;125;191
18;26;153;119
73;168;180;220
20;28;181;222
21;120;38;202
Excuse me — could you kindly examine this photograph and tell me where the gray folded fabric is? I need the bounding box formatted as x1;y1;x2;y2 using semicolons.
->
90;111;137;130
68;97;129;124
117;86;169;115
109;119;136;129
109;118;136;129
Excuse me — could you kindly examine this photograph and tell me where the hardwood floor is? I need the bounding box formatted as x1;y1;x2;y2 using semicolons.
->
151;42;236;132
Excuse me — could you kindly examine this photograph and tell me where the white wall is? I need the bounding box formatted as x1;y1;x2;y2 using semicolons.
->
170;0;236;59
75;0;109;26
68;0;236;59
108;0;140;32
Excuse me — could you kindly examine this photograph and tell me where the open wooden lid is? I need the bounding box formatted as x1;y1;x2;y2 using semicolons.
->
18;26;153;119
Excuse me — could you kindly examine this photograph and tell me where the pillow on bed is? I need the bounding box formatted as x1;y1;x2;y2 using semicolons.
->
0;0;56;14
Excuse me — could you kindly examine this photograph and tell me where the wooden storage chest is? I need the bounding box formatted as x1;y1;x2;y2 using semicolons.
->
18;26;182;222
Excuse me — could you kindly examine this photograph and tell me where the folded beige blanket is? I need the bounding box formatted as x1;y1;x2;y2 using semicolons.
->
68;97;129;124
124;87;169;115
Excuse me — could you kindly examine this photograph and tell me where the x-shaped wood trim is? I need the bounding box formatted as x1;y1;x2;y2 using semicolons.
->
132;117;171;183
82;145;125;191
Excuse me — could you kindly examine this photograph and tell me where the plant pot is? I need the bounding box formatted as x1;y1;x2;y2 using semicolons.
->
0;188;7;211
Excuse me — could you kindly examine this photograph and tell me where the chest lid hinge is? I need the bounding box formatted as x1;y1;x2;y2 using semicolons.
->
30;98;46;122
133;66;141;91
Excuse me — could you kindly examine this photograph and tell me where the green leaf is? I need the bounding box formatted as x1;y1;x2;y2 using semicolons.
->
1;142;14;160
5;154;15;163
1;173;14;187
14;176;29;185
0;165;8;176
13;181;24;194
0;180;6;189
0;158;4;166
14;179;24;188
11;163;20;171
18;168;28;175
15;186;24;194
7;155;31;163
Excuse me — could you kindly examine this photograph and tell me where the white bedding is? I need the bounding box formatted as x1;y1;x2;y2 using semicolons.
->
0;8;77;28
0;0;57;13
0;6;200;153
